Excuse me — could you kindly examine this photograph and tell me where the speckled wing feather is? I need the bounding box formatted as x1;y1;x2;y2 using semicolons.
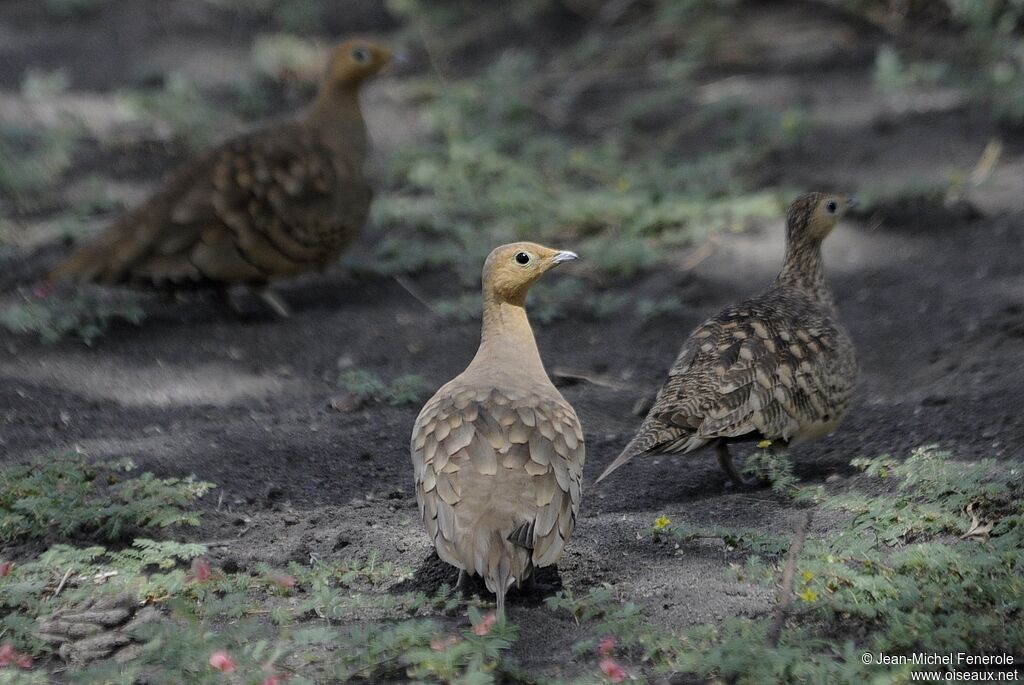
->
601;288;856;477
51;123;370;287
411;384;584;597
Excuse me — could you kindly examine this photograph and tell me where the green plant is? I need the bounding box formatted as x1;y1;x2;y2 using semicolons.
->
660;523;791;556
851;0;1024;123
873;45;950;92
368;1;802;283
386;374;432;406
339;369;431;406
0;456;213;543
0;122;80;212
563;446;1024;684
1;541;513;683
0;291;145;345
743;445;799;494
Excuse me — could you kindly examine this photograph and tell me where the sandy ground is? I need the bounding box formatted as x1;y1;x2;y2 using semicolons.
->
1;1;1023;680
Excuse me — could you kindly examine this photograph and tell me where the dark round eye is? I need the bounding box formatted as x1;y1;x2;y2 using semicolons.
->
351;48;371;64
514;252;531;265
826;200;838;214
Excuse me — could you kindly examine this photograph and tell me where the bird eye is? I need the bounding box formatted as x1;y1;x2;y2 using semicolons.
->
351;48;371;64
514;252;531;266
826;200;838;214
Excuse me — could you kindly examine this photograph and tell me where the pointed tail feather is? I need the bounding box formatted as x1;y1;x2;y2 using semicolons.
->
595;422;688;484
595;444;641;484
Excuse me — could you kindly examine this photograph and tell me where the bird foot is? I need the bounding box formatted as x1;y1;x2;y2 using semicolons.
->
717;442;767;490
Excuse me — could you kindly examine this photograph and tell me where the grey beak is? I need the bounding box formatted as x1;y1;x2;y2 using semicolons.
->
552;251;579;264
846;196;859;209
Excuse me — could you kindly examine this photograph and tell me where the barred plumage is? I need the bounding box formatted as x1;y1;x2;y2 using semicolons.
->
50;39;391;316
597;192;858;485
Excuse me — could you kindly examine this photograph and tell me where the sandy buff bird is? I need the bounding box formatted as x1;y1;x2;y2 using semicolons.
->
49;39;391;316
597;192;858;487
411;243;584;618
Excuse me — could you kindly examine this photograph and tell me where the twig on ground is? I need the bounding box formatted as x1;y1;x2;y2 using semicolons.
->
393;275;439;316
766;510;813;648
52;567;74;598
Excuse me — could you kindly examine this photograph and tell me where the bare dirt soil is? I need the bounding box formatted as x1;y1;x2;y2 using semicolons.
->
1;1;1023;680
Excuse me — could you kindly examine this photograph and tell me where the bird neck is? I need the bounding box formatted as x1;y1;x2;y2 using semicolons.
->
775;240;833;305
305;84;367;162
472;298;547;379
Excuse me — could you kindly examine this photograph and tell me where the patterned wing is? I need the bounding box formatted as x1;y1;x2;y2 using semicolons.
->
654;296;856;444
52;124;369;286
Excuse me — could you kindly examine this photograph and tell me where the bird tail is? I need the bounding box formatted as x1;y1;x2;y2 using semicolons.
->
478;529;530;620
49;243;109;283
595;422;688;484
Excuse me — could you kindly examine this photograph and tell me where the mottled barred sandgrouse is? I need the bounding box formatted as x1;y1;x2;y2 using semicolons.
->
50;39;391;316
597;192;858;486
411;243;584;618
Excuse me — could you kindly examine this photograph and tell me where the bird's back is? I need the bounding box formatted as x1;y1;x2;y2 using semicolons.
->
411;374;584;599
619;283;856;461
50;121;370;288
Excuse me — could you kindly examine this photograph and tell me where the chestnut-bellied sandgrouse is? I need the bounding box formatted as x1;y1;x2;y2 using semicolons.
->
597;192;858;486
50;39;391;316
411;243;584;618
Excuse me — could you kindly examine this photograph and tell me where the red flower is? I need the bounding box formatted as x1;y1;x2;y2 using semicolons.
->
0;561;13;577
188;558;215;584
430;635;458;652
598;636;616;657
600;656;628;683
263;676;283;685
0;643;32;669
32;282;52;299
471;611;497;636
270;574;296;590
209;650;236;673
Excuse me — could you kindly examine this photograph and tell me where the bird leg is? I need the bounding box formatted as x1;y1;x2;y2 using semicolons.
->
456;569;471;594
496;588;507;621
716;441;761;489
251;286;291;318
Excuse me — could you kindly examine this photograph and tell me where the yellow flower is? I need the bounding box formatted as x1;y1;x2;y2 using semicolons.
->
757;439;773;449
616;178;632;192
653;515;671;531
798;589;818;602
801;570;814;582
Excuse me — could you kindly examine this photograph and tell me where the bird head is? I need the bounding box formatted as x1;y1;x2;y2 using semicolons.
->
482;242;579;306
325;39;392;88
786;191;857;245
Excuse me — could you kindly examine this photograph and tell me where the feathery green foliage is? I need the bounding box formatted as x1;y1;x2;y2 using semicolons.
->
339;368;431;406
555;447;1024;684
0;456;213;543
0;291;146;344
370;1;798;284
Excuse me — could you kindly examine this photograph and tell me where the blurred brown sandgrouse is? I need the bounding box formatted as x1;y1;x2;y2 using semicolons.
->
49;39;392;316
411;243;585;618
597;192;858;487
